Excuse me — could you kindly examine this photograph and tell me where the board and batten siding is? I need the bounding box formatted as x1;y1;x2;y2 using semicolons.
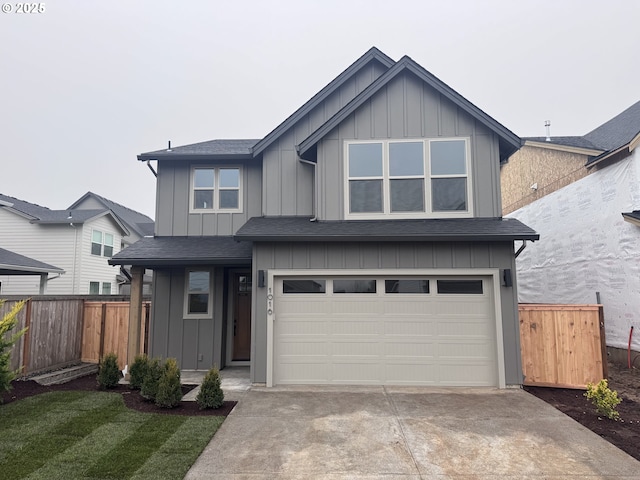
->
261;61;388;216
250;241;522;385
149;267;225;370
317;72;503;220
155;160;262;236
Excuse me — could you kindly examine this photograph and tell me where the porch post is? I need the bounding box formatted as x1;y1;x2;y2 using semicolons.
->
126;266;144;379
38;274;47;294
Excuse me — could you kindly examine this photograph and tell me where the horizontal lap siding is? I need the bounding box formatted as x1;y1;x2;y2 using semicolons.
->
252;241;522;385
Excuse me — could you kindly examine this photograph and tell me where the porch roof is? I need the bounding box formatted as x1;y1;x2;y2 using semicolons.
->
234;216;539;242
109;236;252;267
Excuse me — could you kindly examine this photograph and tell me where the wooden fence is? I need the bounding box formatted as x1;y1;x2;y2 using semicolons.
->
81;302;150;369
2;297;149;375
519;304;607;389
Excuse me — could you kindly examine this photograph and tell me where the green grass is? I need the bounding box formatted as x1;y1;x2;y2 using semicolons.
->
0;391;225;480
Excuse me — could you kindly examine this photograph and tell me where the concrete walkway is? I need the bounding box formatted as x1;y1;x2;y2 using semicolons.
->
185;386;640;479
181;367;251;401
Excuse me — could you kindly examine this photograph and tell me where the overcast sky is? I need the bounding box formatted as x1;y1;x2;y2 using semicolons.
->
1;0;638;219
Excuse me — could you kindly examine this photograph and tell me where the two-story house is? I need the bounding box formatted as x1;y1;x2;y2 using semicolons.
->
0;192;152;296
111;48;538;387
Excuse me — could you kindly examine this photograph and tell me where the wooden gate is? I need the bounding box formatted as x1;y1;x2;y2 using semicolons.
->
519;304;607;389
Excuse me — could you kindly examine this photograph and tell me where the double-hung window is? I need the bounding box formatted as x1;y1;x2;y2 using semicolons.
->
191;167;242;212
91;230;114;257
345;138;471;219
185;270;212;318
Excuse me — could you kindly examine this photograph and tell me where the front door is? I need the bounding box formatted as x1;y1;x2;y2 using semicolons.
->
232;272;252;361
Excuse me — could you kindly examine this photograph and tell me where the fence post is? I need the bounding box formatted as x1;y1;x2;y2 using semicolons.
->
21;299;32;375
99;303;107;360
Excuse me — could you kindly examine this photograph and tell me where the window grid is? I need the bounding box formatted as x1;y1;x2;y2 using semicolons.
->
345;138;471;219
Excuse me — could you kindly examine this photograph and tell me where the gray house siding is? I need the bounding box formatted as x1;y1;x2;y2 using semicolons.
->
262;62;388;216
316;72;503;220
149;268;226;370
155;160;262;236
250;241;522;385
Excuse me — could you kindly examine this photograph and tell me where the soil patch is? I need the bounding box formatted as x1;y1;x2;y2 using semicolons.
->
1;374;236;416
525;363;640;462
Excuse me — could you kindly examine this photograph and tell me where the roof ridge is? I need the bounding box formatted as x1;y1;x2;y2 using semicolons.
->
0;193;52;211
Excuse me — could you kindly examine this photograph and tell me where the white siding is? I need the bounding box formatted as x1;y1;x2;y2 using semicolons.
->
0;209;122;295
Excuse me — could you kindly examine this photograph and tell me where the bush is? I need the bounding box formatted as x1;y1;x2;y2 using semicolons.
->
97;352;121;389
0;299;28;401
155;358;183;408
584;379;621;420
196;366;224;409
140;357;163;401
129;354;149;390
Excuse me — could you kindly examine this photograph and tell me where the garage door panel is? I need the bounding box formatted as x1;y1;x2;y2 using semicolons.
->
274;276;497;386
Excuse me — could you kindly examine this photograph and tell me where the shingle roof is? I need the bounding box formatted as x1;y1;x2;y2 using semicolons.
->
622;211;640;225
0;247;64;275
69;192;154;237
138;139;259;160
584;100;640;152
234;216;539;242
297;56;521;163
524;136;602;150
0;193;129;234
108;236;253;267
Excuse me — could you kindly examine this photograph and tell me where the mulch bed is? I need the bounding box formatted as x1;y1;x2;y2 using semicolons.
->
1;375;236;416
525;363;640;462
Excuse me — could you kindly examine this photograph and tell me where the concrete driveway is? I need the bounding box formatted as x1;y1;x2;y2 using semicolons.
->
185;386;640;479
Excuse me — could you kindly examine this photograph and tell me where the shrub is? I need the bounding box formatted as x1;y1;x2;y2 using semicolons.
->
129;354;149;390
155;358;183;408
140;357;163;401
196;366;224;409
0;299;28;401
97;352;121;389
584;379;621;420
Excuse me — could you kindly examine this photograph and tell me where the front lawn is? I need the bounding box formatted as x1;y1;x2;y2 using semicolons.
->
0;390;224;480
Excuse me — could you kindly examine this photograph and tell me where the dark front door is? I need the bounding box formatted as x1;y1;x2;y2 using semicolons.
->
232;272;252;361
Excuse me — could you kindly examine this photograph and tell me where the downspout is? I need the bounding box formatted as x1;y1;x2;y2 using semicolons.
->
299;158;318;222
146;160;157;177
515;240;527;258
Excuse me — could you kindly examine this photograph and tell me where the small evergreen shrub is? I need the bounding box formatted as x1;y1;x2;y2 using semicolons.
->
97;352;121;389
129;354;149;390
0;299;28;401
155;358;183;408
196;366;224;409
140;357;163;401
584;379;621;420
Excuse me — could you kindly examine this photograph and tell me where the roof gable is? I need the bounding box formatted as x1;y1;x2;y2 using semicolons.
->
297;55;521;162
69;192;154;237
251;47;395;157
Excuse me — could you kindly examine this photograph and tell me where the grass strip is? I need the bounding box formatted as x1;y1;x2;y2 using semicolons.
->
0;392;124;480
131;416;225;480
85;414;187;479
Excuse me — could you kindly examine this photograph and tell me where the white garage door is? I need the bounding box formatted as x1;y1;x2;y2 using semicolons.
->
273;275;498;386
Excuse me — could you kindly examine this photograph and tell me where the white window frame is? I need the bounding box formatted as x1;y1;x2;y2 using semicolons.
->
343;138;473;219
91;229;115;257
184;269;213;319
189;165;243;213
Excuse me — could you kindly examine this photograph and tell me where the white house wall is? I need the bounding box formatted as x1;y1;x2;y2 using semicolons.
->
78;215;122;295
509;152;640;351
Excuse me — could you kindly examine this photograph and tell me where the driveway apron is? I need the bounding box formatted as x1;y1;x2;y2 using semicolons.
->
185;386;640;479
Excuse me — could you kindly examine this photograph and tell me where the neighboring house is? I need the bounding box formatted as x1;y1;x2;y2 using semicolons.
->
0;193;129;295
0;247;64;294
111;47;538;387
69;192;155;294
502;101;640;354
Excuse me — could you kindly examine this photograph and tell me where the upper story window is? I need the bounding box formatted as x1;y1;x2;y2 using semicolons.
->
191;166;242;213
344;139;472;219
91;230;114;257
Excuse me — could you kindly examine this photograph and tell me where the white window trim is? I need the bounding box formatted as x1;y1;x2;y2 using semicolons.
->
343;138;473;220
189;165;243;214
183;268;213;319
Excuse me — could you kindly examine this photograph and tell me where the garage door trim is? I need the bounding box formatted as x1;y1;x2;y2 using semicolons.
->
265;268;506;388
